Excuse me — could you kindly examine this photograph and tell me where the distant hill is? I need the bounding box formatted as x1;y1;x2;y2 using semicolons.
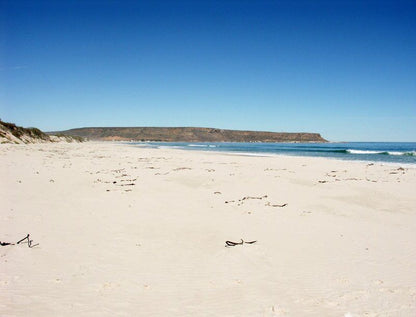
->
54;127;328;143
0;120;84;144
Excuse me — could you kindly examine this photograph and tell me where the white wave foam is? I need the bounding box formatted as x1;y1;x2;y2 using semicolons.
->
347;149;384;155
188;144;217;148
347;149;415;156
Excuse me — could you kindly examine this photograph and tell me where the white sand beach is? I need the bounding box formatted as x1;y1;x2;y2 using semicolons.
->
1;142;416;316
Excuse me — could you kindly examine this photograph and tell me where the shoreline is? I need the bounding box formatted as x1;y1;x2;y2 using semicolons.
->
123;141;416;168
1;142;416;316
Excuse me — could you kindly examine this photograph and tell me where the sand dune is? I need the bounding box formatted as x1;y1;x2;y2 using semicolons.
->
1;142;415;316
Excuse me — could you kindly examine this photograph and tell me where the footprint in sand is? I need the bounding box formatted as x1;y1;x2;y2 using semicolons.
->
265;305;287;316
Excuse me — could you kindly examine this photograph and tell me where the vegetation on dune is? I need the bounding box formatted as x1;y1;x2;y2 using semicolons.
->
54;133;85;143
0;119;85;143
0;120;49;140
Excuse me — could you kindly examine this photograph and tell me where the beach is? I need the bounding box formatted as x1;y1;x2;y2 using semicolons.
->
1;142;416;316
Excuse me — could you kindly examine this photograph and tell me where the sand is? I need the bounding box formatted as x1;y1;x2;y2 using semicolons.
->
1;142;415;316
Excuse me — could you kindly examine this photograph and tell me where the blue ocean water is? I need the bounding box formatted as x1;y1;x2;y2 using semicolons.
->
131;142;416;166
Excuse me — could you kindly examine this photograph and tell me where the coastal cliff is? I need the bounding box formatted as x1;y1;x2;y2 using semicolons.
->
55;127;327;143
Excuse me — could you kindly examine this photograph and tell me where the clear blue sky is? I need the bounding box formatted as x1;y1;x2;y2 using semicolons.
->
1;0;415;141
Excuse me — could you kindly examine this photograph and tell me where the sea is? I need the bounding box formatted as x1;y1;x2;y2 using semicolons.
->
130;142;416;166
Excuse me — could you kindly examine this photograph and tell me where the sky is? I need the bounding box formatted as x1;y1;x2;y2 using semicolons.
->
1;0;415;141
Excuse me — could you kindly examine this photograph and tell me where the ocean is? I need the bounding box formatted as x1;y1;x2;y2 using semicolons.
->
131;142;416;166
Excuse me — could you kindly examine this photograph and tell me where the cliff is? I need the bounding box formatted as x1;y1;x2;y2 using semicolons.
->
55;127;327;143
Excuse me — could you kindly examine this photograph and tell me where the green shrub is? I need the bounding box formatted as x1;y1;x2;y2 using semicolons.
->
28;127;48;139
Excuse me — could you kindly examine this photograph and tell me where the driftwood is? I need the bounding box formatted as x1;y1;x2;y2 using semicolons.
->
225;239;244;247
17;234;39;248
225;195;268;205
265;202;287;208
173;167;192;171
1;234;39;248
240;195;267;201
225;239;257;247
0;241;14;246
225;195;287;208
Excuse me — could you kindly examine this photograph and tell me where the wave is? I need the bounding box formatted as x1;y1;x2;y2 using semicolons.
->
185;146;415;156
158;145;182;149
347;149;415;156
188;144;217;148
347;149;387;155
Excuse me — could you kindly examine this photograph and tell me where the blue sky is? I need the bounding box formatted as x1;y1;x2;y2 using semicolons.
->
1;0;415;141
